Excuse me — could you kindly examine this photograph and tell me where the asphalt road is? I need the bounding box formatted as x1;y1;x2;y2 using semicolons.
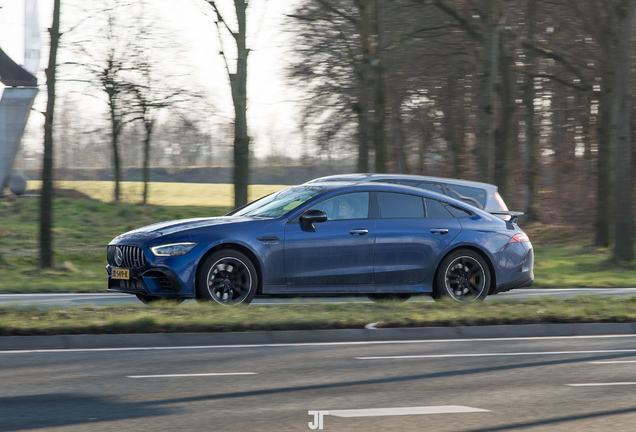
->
3;334;636;431
1;288;636;308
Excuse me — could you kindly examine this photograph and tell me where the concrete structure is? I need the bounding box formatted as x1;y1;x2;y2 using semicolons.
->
0;87;37;192
0;47;38;194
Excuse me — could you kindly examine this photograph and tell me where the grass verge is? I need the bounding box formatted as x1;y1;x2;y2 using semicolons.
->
0;194;231;293
1;296;635;336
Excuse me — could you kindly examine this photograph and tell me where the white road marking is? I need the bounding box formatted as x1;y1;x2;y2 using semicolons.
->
3;334;636;354
327;406;490;417
356;349;636;360
364;322;379;330
127;372;257;378
589;360;636;364
567;382;636;387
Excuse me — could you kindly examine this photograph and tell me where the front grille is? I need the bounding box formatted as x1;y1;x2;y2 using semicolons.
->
107;245;146;268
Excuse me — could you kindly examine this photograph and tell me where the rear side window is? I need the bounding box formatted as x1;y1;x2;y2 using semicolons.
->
378;192;424;218
444;184;487;209
425;198;454;219
445;205;473;219
394;180;421;188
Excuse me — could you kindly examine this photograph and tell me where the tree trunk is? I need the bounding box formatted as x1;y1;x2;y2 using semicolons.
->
232;0;250;208
523;74;540;222
523;0;540;222
356;0;371;173
419;118;430;175
40;0;60;269
494;35;514;199
108;96;122;203
370;0;387;173
611;0;636;261
142;119;153;205
596;89;612;247
475;0;500;183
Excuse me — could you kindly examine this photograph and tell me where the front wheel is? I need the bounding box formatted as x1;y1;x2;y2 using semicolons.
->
196;249;258;305
433;249;490;302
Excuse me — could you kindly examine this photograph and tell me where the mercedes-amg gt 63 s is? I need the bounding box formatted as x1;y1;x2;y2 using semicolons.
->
106;182;533;305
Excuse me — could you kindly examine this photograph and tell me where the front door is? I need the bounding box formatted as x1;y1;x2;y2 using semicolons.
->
284;192;375;286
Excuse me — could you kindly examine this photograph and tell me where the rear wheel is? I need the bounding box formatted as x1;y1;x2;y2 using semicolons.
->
433;249;490;302
366;293;411;303
196;249;258;305
135;294;184;306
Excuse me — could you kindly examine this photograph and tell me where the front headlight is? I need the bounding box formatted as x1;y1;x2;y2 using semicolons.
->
150;242;198;257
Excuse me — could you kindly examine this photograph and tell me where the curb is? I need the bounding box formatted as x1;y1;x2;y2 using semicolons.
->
1;322;636;350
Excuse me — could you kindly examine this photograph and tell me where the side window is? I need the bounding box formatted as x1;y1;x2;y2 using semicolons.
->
425;198;454;219
395;180;421;188
378;192;424;218
445;205;473;219
444;184;487;209
309;192;369;220
416;182;445;194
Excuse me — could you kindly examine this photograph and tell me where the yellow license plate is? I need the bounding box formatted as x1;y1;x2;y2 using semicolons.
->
112;268;130;280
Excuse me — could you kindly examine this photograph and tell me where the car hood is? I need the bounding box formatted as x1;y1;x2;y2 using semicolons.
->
111;216;264;242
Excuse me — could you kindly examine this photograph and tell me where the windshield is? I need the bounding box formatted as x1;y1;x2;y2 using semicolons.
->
233;186;326;218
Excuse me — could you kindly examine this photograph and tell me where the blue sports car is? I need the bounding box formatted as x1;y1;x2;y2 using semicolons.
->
106;182;533;305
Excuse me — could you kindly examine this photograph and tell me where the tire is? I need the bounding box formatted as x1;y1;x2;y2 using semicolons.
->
196;249;258;305
136;294;184;306
433;249;490;302
366;293;412;303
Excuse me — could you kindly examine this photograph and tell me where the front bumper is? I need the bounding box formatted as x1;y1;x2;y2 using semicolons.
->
106;265;193;298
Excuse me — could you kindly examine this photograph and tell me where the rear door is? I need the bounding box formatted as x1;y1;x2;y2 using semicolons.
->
374;193;461;284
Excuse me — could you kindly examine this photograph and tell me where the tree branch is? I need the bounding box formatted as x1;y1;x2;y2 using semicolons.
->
429;0;483;43
316;0;359;27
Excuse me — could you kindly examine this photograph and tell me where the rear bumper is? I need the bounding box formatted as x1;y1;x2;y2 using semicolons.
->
493;274;534;294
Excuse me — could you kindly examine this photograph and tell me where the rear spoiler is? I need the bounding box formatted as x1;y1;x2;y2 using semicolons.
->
489;211;524;224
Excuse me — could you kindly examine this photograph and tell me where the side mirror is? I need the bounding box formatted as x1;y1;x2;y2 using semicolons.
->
300;209;328;229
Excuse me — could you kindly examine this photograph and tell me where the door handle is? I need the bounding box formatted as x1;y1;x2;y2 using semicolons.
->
350;229;369;235
430;228;449;234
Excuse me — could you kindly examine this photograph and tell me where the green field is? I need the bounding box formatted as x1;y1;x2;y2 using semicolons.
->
26;181;287;207
0;181;634;293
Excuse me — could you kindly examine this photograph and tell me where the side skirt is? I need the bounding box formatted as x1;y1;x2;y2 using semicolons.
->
262;283;432;295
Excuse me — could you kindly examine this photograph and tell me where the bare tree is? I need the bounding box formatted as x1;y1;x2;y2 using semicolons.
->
128;38;205;205
204;1;251;208
71;0;148;202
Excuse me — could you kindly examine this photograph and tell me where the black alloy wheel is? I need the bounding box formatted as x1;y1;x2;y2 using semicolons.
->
196;249;258;305
434;249;490;302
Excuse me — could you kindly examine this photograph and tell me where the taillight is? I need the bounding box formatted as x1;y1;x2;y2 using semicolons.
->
509;233;530;243
495;192;509;211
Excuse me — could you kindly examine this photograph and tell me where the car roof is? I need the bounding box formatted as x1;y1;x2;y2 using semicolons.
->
305;173;498;192
297;181;482;212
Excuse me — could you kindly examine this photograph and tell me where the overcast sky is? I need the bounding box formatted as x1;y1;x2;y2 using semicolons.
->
0;0;303;159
